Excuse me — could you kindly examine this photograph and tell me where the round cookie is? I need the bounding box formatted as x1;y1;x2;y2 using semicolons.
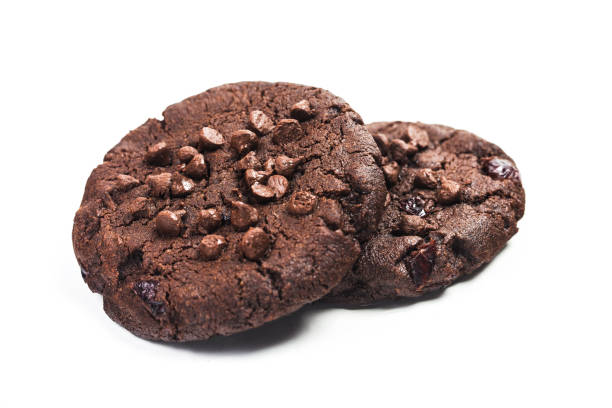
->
73;82;386;341
326;121;525;305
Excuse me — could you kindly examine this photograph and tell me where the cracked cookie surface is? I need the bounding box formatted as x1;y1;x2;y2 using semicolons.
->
326;121;525;305
72;82;386;341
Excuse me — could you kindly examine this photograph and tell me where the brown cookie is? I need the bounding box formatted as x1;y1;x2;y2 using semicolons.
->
326;121;525;305
73;82;386;341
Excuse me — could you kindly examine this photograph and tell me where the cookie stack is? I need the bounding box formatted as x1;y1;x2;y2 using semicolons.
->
73;82;525;341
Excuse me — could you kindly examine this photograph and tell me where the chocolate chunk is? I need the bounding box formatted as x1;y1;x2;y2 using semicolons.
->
170;174;195;197
274;155;302;177
155;210;182;237
199;127;225;150
287;191;317;215
230;129;258;156
317;198;343;229
290;99;314;121
198;234;227;260
272;119;304;144
146;172;172;197
407;124;430;148
125;197;156;220
197;208;223;234
402;196;426;217
115;174;140;191
437;177;461;204
399;214;429;235
409;241;436;286
183;153;207;180
483;157;520;181
382;161;400;185
240;227;270;260
145;142;172;166
235;151;261;171
244;168;269;186
177;146;199;163
372;132;390;154
250;182;276;201
248;110;274;135
389;139;418;162
267;175;289;198
230;201;258;231
414;168;437;189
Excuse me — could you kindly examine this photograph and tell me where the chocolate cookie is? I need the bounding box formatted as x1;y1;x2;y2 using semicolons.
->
73;82;386;341
326;121;525;305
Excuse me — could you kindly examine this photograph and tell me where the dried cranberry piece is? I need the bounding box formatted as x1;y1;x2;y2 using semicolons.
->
482;157;520;181
402;196;426;217
409;241;437;286
148;301;166;316
133;280;165;315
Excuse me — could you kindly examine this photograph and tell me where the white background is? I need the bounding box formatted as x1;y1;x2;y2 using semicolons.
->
1;1;610;407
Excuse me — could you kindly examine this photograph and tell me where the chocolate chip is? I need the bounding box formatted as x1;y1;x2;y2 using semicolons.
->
402;196;426;217
274;155;302;177
409;241;436;286
230;129;258;156
177;146;199;163
389;139;418;162
183;153;207;180
236;151;261;171
115;174;140;191
437;177;461;204
399;214;429;235
290;99;314;121
268;175;289;198
146;172;172;197
245;169;269;186
198;234;227;260
372;132;390;154
197;208;223;234
155;210;181;237
250;182;276;201
287;191;317;215
482;157;520;181
230;201;258;231
382;161;400;185
248;110;275;135
407;124;430;148
240;227;270;260
199;127;225;150
414;168;438;189
145;142;172;166
263;158;275;174
272;119;304;144
170;174;195;197
316;198;343;229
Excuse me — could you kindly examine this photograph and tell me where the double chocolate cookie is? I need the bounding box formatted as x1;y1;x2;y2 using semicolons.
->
326;122;525;305
73;82;386;340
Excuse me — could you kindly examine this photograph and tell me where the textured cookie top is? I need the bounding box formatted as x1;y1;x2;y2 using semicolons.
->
327;121;525;305
73;82;386;340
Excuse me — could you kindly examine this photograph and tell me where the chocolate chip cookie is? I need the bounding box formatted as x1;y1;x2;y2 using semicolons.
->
326;121;525;305
73;82;386;341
